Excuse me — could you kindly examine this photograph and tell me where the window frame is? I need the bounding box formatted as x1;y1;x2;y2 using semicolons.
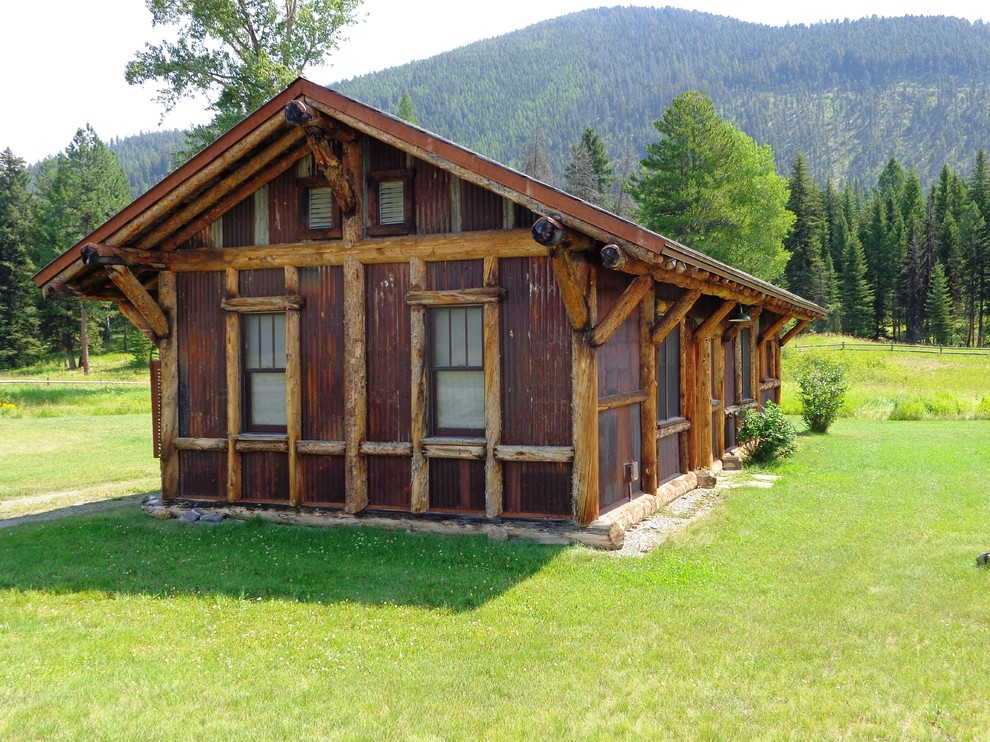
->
296;176;342;240
367;169;414;236
657;324;682;422
241;312;288;434
428;305;485;437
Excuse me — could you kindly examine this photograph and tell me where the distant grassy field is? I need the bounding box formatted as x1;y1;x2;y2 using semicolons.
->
1;419;988;738
782;333;990;421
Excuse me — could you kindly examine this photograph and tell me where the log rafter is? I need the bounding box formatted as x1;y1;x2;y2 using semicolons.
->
104;265;169;337
650;289;700;345
780;318;811;346
589;274;653;347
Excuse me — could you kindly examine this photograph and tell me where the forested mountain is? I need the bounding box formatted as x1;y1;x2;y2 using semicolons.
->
331;7;990;186
107;129;184;198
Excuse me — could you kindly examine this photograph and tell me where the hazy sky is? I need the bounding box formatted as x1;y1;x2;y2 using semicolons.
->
2;0;986;163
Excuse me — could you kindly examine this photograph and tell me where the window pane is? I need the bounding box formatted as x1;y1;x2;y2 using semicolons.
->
667;329;680;417
309;187;334;229
249;372;287;427
379;180;405;225
433;308;451;366
466;306;483;366
272;314;286;368
244;314;261;368
449;307;467;366
741;328;751;398
435;370;484;430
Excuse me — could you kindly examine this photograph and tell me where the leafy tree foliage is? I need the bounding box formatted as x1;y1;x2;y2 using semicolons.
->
31;126;131;371
127;0;363;157
629;91;792;281
0;150;42;368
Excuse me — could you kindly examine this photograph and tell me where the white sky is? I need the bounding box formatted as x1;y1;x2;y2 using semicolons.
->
1;0;987;164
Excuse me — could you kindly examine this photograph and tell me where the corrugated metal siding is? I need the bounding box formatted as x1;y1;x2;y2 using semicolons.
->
177;271;227;438
500;256;571;446
268;168;299;244
598;404;643;511
301;456;345;506
222;196;255;247
179;451;226;499
658;436;681;484
241;452;289;501
366;263;411;443
368;139;406;171
299;266;345;441
239;268;284;297
415;161;452;234
368;457;411;509
512;203;539;229
503;462;572;517
460;180;503;231
724;339;736;406
428;260;483;290
429;458;485;512
597;268;641;396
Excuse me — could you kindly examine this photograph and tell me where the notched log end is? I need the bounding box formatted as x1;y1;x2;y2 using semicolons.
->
43;282;82;299
284;100;317;126
531;216;565;247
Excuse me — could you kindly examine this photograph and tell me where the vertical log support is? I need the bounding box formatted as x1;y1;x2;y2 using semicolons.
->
679;322;694;474
341;140;364;246
285;266;303;506
693;334;714;471
409;258;429;513
483;255;504;518
773;340;783;404
225;268;242;502
344;256;369;513
158;272;179;500
639;283;658;495
572;263;599;526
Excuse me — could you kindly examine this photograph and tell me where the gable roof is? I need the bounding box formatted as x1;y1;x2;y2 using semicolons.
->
35;77;824;320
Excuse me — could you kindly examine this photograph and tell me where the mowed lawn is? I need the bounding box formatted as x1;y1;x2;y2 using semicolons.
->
1;419;989;739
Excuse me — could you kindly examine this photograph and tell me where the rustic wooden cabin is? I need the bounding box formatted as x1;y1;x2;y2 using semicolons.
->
35;78;825;548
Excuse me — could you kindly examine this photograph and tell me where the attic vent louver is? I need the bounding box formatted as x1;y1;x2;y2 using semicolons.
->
308;187;335;229
378;181;405;225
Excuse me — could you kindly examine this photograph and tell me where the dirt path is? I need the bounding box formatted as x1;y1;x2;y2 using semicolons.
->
0;487;155;529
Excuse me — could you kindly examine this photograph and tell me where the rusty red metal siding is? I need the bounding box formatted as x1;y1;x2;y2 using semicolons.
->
299;266;345;441
429;458;485;512
268;168;299;244
598;404;643;511
415;161;452;234
368;139;406;171
366;263;411;443
368;458;411;509
301;456;345;506
179;451;226;499
460;180;503;231
658;435;681;484
597;268;640;396
500;256;571;446
239;268;284;297
222;195;255;248
177;271;227;439
503;462;572;517
428;259;484;290
241;452;290;501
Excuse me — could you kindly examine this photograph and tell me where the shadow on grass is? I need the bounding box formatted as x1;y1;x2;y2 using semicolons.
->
0;508;564;612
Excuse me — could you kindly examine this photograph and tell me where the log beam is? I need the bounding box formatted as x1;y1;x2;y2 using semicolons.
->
530;216;596;251
81;243;168;270
406;287;505;305
695;300;737;339
117;301;154;337
590;274;652;347
105;265;169;337
759;314;791;344
780;319;810;346
548;246;591;331
221;295;305;313
650;289;700;345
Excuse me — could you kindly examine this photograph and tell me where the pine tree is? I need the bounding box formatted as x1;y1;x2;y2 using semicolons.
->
925;260;954;345
838;230;875;338
563;140;601;205
521;123;554;185
0;149;42;368
784;153;831;313
629;91;792;281
32;126;131;372
396;91;420;125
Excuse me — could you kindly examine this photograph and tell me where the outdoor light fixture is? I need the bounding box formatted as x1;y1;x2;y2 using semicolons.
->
728;305;751;322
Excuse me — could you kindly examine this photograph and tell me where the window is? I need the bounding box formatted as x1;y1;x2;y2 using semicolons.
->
367;170;413;235
657;327;681;420
740;328;752;400
242;313;287;432
430;306;484;435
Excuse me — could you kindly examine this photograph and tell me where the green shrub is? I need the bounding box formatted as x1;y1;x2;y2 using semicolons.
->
738;401;797;464
797;357;848;433
890;397;925;421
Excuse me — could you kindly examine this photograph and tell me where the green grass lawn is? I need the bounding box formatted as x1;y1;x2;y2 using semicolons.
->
1;419;988;738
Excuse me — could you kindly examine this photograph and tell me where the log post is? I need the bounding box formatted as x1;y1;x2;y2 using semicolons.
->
679;322;694;474
157;272;179;500
225;268;242;502
483;255;504;518
695;336;713;469
343;256;369;513
409;258;429;513
572;262;599;526
285;266;303;506
639;283;658;495
548;246;591;330
713;335;726;459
